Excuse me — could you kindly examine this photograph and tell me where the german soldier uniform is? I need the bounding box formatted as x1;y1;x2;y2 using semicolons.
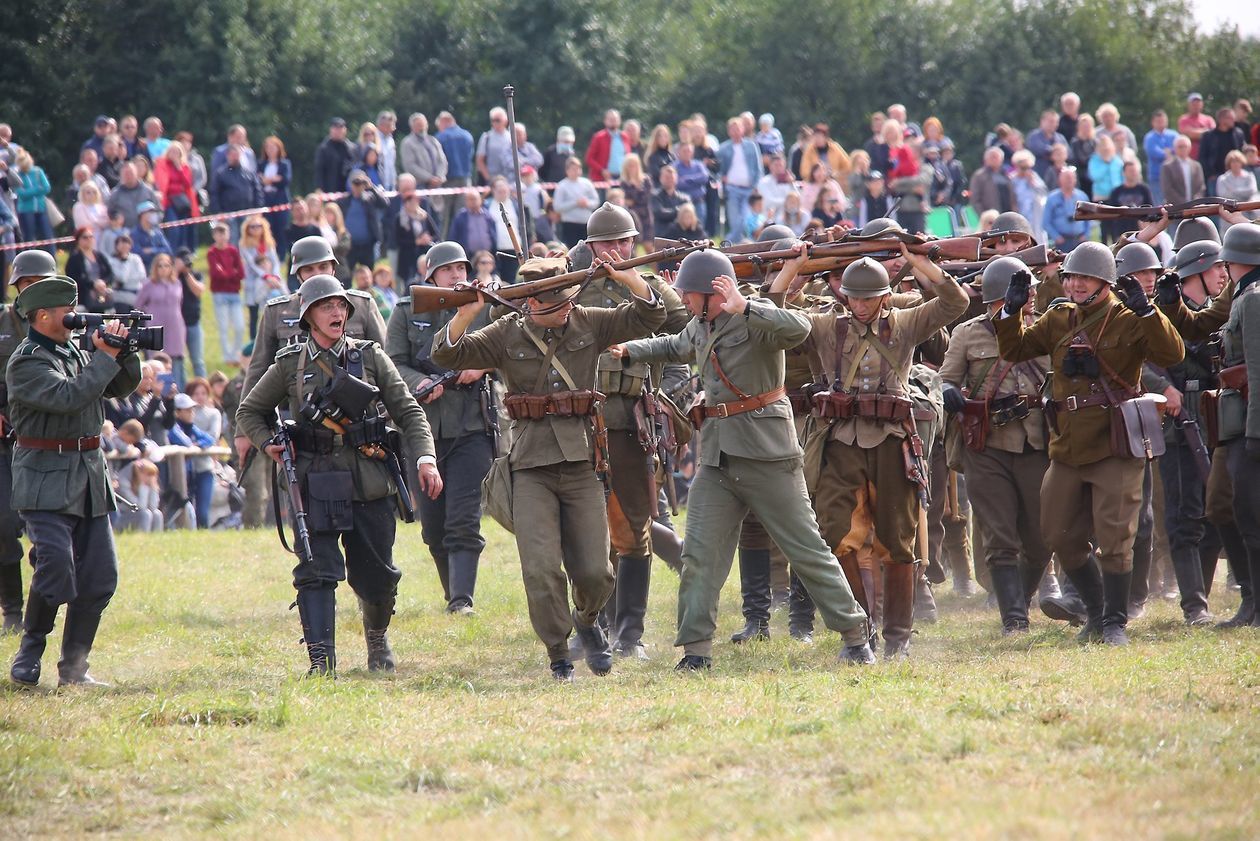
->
8;276;143;687
236;276;436;675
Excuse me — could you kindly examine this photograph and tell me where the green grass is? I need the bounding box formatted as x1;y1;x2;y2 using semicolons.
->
0;522;1257;839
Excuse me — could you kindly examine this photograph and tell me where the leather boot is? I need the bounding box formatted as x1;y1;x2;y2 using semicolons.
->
991;564;1030;635
730;548;771;643
446;550;479;614
296;588;336;677
57;608;110;687
1217;527;1254;627
913;572;937;624
787;570;816;642
1021;559;1053;606
1101;571;1132;645
1062;563;1105;643
882;563;916;659
431;552;451;605
10;590;57;687
651;522;684;574
1040;565;1089;626
1169;546;1212;626
359;596;396;672
0;563;23;635
612;554;651;658
572;607;613;676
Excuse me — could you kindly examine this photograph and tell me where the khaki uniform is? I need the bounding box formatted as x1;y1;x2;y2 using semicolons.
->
622;299;868;658
431;294;666;661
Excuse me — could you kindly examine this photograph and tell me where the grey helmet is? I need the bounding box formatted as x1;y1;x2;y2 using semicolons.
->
674;249;734;294
424;241;471;282
1172;217;1220;251
586;201;639;242
1173;241;1223;278
990;211;1034;239
757;224;795;242
1060;241;1117;284
289;235;338;279
10;249;58;283
1219;222;1260;266
982;256;1030;304
1114;241;1162;275
839;257;892;298
859;217;903;237
567;239;594;271
297;274;355;329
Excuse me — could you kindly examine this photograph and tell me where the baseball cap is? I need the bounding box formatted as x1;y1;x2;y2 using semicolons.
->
1188;92;1203;102
173;394;196;410
174;246;194;262
330;117;347;127
137;200;159;214
94;115;111;127
521;165;536;177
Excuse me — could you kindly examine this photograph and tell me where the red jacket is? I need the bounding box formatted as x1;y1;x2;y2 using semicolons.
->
886;146;919;180
154;157;201;216
207;244;245;293
584;129;630;182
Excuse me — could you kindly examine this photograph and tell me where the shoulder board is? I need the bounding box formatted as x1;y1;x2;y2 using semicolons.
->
962;313;990;330
17;342;40;357
347;336;380;348
1050;301;1076;311
346;289;374;301
275;343;303;359
266;295;295;307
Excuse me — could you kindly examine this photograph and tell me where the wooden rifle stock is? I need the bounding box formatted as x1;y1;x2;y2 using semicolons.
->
1166;197;1260;219
1073;201;1166;222
941;243;1055;275
1075;197;1260;222
727;236;981;279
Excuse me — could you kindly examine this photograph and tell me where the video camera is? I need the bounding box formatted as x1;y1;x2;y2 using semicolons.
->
63;310;165;354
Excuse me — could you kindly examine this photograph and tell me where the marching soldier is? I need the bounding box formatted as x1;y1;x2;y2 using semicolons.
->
0;250;60;634
939;257;1052;634
8;277;142;687
236;276;440;676
613;249;875;671
386;241;497;614
432;256;666;680
995;241;1184;645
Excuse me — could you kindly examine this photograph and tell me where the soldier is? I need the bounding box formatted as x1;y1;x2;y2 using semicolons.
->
0;251;61;634
613;249;875;671
432;256;666;680
8;277;142;687
995;241;1184;645
939;257;1052;634
386;241;496;614
236;276;440;676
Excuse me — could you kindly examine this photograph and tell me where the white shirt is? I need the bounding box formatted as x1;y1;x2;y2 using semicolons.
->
727;144;751;188
1178;158;1193;194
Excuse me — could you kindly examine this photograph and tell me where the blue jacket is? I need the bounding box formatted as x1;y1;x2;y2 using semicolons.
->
13;166;51;214
437;126;475;181
209;165;263;213
1143;129;1178;184
1043;188;1089;244
716;139;763;186
132;225;173;270
260;157;292;204
449;208;495;257
675;159;710;204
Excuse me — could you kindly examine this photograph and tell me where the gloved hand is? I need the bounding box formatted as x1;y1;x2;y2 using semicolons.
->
1154;269;1182;308
1117;274;1154;316
1247;437;1260;462
942;384;966;414
1003;269;1032;314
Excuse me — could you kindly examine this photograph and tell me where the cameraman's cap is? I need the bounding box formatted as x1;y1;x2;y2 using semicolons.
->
173;393;197;410
16;276;77;317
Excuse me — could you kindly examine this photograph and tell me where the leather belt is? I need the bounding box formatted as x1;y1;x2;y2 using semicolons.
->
704;386;787;419
16;435;101;453
1051;393;1113;412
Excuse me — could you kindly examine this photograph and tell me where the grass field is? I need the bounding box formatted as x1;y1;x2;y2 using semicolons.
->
1;522;1257;840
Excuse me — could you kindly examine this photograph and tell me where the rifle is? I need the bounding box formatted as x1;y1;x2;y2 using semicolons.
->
271;420;315;565
640;368;680;516
410;241;710;314
479;374;502;457
728;236;981;280
414;370;459;402
503;84;531;249
1175;416;1213;485
941;242;1056;276
1073;197;1260;222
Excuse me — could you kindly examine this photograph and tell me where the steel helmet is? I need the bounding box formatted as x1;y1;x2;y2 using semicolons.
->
990;211;1034;239
981;256;1030;304
1219;223;1260;266
1173;240;1223;278
839;257;892;298
586;201;639;242
1060;241;1117;284
424;241;471;282
674;249;734;294
567;239;594;271
1171;217;1220;251
289;235;339;278
9;249;58;282
859;217;903;237
757;224;795;242
297;274;355;329
1114;241;1162;275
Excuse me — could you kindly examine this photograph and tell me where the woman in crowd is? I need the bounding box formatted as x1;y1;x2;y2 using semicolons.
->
799;163;842;220
358;121;379;152
357;145;384;187
238;214;283;338
471;250;499;285
132;154;157;190
646;124;677;184
284;201;321;288
396;190;438;286
1010;149;1048;237
135;253;188;386
844;149;872;205
260;135;293;257
370;265;399;319
1095;102;1136;154
12;150;54;250
882;119;918;179
1215;150;1260;228
322;202;352;285
553;156;599;246
780;191;811;236
72;180;109;241
618;154;654;249
64;226;115;313
154;142;200;252
106;231;146;313
921;117;952;152
656;202;706;272
1070;113;1098;197
1088;135;1124;242
811;184;846;228
309;193;332;238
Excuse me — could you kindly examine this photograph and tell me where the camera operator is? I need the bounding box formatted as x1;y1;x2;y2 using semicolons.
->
8;276;142;688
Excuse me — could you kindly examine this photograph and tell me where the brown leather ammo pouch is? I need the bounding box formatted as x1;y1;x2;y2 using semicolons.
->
1110;396;1167;460
812;390;854;419
960;399;990;452
306;470;354;532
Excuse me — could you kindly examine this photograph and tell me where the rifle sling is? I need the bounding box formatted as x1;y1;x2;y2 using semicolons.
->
521;323;579;391
841;318;898;392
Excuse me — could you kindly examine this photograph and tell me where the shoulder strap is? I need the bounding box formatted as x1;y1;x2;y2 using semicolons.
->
521;322;578;391
708;350;752;400
832;314;851;385
1067;305;1138;397
841;317;900;391
1053;303;1111;354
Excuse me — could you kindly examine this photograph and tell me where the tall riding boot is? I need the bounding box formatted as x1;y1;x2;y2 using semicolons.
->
1169;546;1212;626
1101;571;1132;646
787;570;816;642
612;555;651;658
10;590;57;687
296;588;336;676
1041;559;1090;626
446;550;479;614
913;571;937;624
730;548;771;643
359;596;396;672
58;608;109;687
432;553;451;605
650;522;684;574
0;563;23;634
1217;522;1254;627
882;562;916;659
1248;543;1260;628
1062;562;1105;643
991;564;1030;635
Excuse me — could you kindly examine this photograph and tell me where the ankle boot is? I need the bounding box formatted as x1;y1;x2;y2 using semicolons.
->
1062;563;1105;643
730;548;771;643
787;570;816;641
0;563;23;635
572;607;613;676
613;555;651;658
650;522;684;574
882;563;916;659
296;588;336;676
10;591;57;687
990;564;1030;635
359;596;396;672
446;550;479;613
58;608;110;687
1101;571;1132;645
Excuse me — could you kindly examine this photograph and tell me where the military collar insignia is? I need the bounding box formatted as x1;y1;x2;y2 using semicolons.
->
27;325;73;356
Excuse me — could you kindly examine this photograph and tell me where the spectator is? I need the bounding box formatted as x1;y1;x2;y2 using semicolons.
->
1069;113;1098;197
756;154;795;218
314;117;357;193
169;392;217;528
131;200;173;270
394;186;439;286
786;124;811;181
1246;144;1260;179
209;145;263;243
656;203;706;271
933;141;968;209
718;116;763;243
476;106;513;185
114;453;164;533
470;250;499;285
142;117;169;160
887;103;922;139
799;122;852;187
207;221;246;360
1106;158;1154;238
651;165;688;233
173;248;206;379
642;124;677;185
400;112;447;190
842;149;872;204
743;192;768;240
1215;150;1259;229
72;180;109;241
810;184;846;229
67;161;108;207
154;142;200;252
779;191;811;236
176;131;208;206
12;150;54;250
585;108;631;183
284;201;321;286
486;177;522;282
450;190;496;259
625;119;646;159
1234;99;1253;143
1094;102;1136;154
1027;109;1068;179
799;163;844;222
259;135;292;256
1143;110;1178;205
618;153;654;247
136;253;187;384
1160;134;1205;207
1045;142;1071;187
863;111;889;175
552;157;599;246
541;125;577;184
82;115;112;160
322;202;352;285
852;171;892;229
132;155;158;192
969;146;1013;215
891;143;932;234
1009;149;1048;239
881;120;917;179
370;265;399;319
519;165;553;243
1088;134;1123;202
755;113;785;161
64;226;115;313
499;124;543;177
105;232;146;313
98;135;126;189
338;170;386;270
1058;91;1081;141
356;144;384;188
210;124;256;180
673;140;709;208
1199;107;1247;189
106;361;175;441
99;209;129;259
376;110;399;191
920;116;952;153
435;111;473;237
119;115;145;159
238;214;284;335
1177;92;1215;160
350;265;372;295
1043;167;1090;251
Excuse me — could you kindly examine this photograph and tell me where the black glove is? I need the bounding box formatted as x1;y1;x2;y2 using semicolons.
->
1003;269;1032;313
942;384;966;414
1154;269;1181;308
1247;437;1260;463
1117;274;1154;316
